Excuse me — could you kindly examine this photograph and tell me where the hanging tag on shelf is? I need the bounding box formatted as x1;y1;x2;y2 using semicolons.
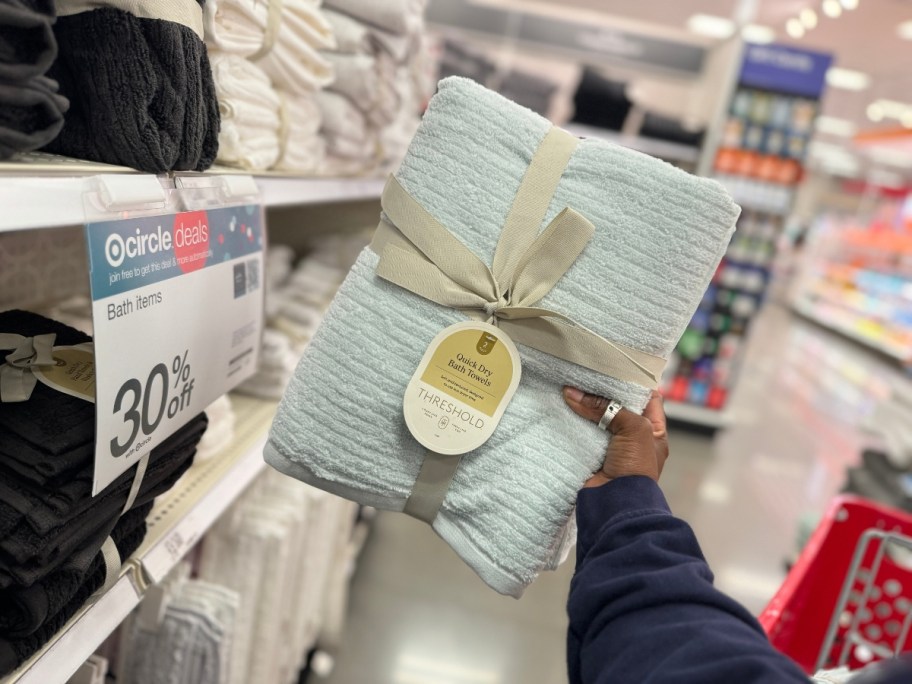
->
83;174;266;494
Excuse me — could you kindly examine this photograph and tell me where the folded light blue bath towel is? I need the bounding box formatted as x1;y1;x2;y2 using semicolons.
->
265;77;740;597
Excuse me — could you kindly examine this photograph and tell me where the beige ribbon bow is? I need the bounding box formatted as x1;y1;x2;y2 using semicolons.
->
371;127;665;389
0;333;57;402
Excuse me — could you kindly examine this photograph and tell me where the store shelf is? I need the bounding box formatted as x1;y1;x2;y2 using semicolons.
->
664;400;732;428
564;123;700;165
793;297;912;366
2;395;278;684
0;155;384;233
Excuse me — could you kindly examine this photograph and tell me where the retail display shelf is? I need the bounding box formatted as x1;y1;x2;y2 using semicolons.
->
663;399;731;428
563;123;700;165
0;160;384;233
2;395;278;684
793;298;912;366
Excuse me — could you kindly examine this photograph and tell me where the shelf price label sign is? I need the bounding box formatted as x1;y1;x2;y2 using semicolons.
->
86;205;265;494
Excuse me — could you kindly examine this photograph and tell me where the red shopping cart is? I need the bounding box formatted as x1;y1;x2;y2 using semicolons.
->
760;495;912;674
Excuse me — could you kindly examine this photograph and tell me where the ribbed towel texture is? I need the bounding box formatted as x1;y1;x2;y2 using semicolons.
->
266;77;740;596
43;5;219;172
0;0;69;158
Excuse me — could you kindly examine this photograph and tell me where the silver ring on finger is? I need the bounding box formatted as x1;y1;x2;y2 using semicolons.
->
597;400;623;431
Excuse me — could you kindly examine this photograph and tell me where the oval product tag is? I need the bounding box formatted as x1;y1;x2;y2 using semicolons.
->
403;321;521;455
32;344;96;403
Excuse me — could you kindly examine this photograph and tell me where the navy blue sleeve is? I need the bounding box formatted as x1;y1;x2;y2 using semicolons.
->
567;476;809;684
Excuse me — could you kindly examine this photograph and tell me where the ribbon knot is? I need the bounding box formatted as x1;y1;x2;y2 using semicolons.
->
370;126;666;389
0;333;57;402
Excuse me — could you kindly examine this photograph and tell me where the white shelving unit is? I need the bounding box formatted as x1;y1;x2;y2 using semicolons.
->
0;157;385;233
2;396;278;684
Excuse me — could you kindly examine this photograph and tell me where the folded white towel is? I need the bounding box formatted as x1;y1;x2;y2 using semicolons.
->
273;91;325;173
324;8;410;61
205;0;335;94
210;53;281;170
324;0;425;35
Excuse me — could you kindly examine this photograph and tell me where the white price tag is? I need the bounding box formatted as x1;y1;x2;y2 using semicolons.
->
85;205;265;493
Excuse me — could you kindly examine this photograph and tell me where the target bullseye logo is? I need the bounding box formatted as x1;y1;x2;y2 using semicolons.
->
105;233;126;267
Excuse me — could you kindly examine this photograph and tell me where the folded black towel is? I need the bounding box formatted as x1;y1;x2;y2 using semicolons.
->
0;0;67;158
0;414;206;572
0;416;205;537
0;424;200;580
0;310;93;485
43;7;219;172
0;501;150;639
0;75;68;159
0;311;206;589
0;502;152;675
0;0;56;81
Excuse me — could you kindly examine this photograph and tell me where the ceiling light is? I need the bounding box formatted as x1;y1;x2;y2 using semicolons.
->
815;116;857;137
840;0;859;9
786;18;805;38
823;0;843;18
867;103;884;122
800;8;818;29
899;21;912;41
871;99;912;120
742;24;775;43
903;111;912;129
825;67;871;91
686;14;735;39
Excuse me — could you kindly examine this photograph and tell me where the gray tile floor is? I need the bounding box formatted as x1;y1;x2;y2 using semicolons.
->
320;304;907;684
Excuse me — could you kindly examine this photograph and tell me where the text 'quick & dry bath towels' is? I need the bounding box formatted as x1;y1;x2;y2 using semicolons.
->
265;77;740;597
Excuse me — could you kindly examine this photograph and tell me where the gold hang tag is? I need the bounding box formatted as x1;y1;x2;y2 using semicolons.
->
403;321;521;455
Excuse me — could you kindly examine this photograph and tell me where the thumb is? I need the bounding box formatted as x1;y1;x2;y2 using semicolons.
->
562;387;647;437
562;386;609;422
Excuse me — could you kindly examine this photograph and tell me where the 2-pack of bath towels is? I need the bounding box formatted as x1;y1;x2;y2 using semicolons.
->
266;77;740;597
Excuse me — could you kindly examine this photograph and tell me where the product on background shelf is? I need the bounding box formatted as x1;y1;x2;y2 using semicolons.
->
0;0;69;159
273;91;324;173
196;395;236;462
43;3;219;172
313;89;376;173
204;0;335;95
666;44;832;418
197;470;356;684
790;202;912;366
265;77;739;597
210;52;282;171
317;0;428;175
66;654;108;684
118;569;239;684
0;310;208;674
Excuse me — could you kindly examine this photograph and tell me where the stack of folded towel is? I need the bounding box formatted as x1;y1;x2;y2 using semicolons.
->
43;0;219;172
234;327;299;400
0;0;69;158
0;503;152;675
209;52;281;171
265;77;741;597
118;570;239;684
197;469;356;684
0;310;208;674
204;0;333;172
316;0;428;174
196;395;236;462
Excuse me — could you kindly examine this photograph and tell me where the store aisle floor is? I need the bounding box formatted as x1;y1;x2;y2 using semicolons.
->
319;304;903;684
